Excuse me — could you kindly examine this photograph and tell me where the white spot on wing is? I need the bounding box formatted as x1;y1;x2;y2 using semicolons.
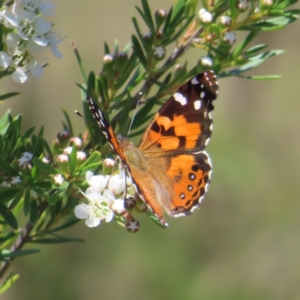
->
200;91;205;98
173;92;187;105
194;100;201;110
191;77;199;85
204;137;211;146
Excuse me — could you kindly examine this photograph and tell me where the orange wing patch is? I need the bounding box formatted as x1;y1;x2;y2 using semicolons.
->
147;114;202;151
165;152;211;216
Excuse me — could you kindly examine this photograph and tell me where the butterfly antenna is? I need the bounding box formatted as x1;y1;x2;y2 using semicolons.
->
127;92;143;138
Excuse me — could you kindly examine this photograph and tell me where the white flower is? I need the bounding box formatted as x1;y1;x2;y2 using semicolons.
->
12;67;28;83
75;188;114;227
223;31;236;44
199;8;213;23
1;0;62;83
0;51;11;69
200;56;213;67
17;151;33;166
153;46;165;58
108;174;126;195
86;171;108;193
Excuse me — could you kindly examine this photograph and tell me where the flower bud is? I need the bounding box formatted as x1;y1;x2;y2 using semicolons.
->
115;52;128;72
126;218;140;233
199;8;213;23
57;130;70;148
155;9;167;30
199;56;213;67
153;46;165;59
124;197;136;210
237;0;248;11
220;16;231;26
223;31;236;45
69;137;82;149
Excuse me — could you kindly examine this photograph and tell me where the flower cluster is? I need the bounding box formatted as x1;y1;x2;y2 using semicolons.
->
74;171;141;232
0;0;63;83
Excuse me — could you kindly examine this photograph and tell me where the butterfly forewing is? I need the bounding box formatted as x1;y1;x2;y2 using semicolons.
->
139;70;219;153
86;96;127;163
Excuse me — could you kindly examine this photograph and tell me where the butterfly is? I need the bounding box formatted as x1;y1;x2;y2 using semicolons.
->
86;70;219;227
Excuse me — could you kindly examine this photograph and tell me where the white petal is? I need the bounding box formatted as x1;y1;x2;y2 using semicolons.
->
89;175;108;193
12;1;24;15
105;211;114;222
32;36;48;46
85;217;101;227
86;171;93;183
26;40;43;53
0;52;11;69
20;10;36;22
35;17;51;35
12;67;28;83
21;0;39;11
74;203;90;219
50;44;62;58
6;33;21;48
29;61;43;77
102;189;116;204
84;189;102;203
39;3;55;15
3;11;19;27
108;174;126;195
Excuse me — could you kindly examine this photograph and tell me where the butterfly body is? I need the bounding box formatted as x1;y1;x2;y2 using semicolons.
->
87;70;219;227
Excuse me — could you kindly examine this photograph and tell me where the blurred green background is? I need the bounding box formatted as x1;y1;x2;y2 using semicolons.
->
2;0;300;299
